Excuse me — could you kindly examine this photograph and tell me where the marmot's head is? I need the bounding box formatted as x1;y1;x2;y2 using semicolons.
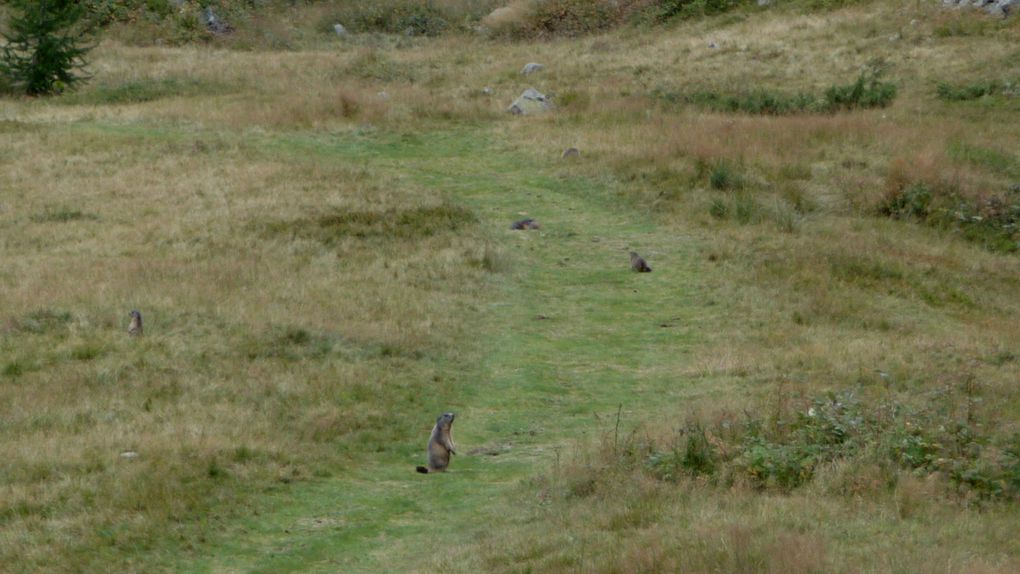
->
129;310;142;320
436;412;455;428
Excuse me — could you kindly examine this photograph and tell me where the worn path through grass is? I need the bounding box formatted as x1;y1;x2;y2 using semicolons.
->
173;125;717;572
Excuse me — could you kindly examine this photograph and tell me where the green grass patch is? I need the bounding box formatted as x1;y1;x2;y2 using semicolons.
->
259;203;477;244
56;77;232;105
29;207;97;223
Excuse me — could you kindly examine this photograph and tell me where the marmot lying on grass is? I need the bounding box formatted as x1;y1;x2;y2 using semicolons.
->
128;310;143;336
416;412;456;473
630;251;652;273
511;218;540;230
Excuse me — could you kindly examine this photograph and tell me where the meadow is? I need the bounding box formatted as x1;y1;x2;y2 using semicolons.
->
1;1;1019;572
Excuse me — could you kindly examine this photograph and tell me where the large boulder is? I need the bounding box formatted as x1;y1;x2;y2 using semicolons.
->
507;88;554;115
943;0;1018;16
990;0;1019;16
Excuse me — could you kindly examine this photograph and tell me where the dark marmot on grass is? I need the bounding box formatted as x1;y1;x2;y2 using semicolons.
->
511;218;540;230
127;310;143;336
416;412;456;473
630;251;652;273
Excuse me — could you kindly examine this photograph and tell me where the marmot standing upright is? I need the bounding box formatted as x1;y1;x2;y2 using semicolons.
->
127;310;143;337
416;412;456;473
630;251;652;273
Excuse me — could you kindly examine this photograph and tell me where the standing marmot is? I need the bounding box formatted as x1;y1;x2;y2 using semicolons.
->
416;412;456;473
128;310;143;336
630;251;652;273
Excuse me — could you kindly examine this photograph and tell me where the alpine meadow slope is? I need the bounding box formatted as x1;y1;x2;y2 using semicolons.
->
1;1;1019;572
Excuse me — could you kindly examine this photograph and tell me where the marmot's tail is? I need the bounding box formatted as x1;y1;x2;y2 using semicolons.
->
416;466;429;474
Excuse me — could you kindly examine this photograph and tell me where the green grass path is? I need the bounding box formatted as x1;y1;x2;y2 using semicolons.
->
177;127;716;572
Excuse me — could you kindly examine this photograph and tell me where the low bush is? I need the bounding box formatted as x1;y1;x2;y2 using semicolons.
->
936;80;1005;101
324;1;452;37
634;388;1019;500
822;65;897;111
653;65;897;115
879;180;1020;254
648;0;746;22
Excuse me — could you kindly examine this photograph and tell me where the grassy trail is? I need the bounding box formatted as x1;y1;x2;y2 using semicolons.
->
176;126;715;572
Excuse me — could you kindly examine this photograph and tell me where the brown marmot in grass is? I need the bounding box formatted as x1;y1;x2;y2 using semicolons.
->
416;412;456;473
511;218;540;230
128;310;143;336
630;251;652;273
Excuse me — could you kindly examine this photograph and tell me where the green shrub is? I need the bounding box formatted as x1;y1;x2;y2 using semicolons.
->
879;183;932;220
821;65;897;111
83;0;174;25
626;387;1020;499
936;80;1003;102
323;1;452;37
653;67;897;116
528;0;625;37
650;0;746;23
685;88;818;115
879;180;1020;254
709;162;741;191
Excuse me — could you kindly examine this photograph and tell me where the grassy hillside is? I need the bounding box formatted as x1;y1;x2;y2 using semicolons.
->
1;1;1019;572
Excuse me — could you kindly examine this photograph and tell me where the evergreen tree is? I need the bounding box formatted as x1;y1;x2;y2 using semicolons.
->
1;0;94;96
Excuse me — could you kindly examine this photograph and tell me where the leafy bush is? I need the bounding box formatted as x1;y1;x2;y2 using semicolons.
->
936;80;1004;102
528;0;627;37
879;182;932;220
649;0;746;22
323;1;455;37
880;179;1020;253
653;67;897;115
83;0;175;25
706;161;743;191
822;65;897;111
685;88;818;115
623;387;1020;500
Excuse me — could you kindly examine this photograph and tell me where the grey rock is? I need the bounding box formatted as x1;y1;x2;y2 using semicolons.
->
562;147;580;159
507;88;554;116
521;62;545;76
757;0;771;5
990;0;1019;15
202;7;233;35
482;87;494;95
333;23;348;37
708;41;719;49
944;0;1018;15
119;451;139;460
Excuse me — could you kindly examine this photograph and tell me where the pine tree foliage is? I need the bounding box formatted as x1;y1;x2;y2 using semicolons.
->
1;0;94;96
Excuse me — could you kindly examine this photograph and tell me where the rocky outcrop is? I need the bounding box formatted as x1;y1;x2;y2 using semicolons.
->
943;0;1019;17
507;88;554;115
